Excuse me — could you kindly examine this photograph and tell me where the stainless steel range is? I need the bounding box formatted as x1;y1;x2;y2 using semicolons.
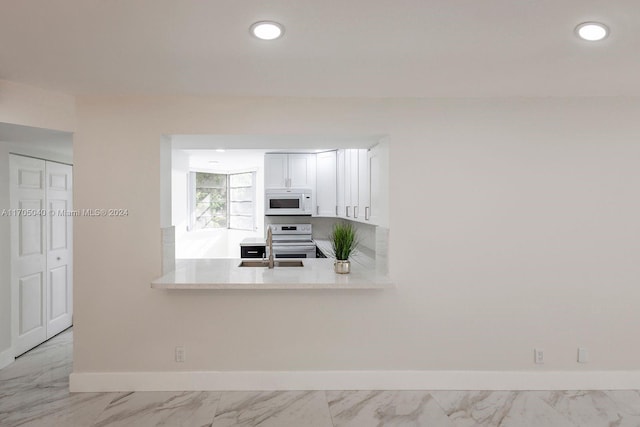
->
268;223;316;259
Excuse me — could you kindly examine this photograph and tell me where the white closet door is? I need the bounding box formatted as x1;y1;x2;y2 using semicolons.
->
45;161;73;338
10;155;47;356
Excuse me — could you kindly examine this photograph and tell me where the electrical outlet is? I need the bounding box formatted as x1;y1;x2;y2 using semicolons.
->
175;346;186;363
578;347;588;363
534;348;544;364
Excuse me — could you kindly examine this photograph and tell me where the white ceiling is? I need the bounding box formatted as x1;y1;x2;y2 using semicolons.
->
0;0;637;97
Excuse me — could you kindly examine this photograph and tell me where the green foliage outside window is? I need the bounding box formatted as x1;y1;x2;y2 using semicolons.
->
195;173;227;229
193;172;255;231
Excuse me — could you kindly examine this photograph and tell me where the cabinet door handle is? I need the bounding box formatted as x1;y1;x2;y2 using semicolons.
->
336;206;338;216
346;206;350;217
354;206;359;218
316;206;320;215
247;250;258;254
365;206;370;220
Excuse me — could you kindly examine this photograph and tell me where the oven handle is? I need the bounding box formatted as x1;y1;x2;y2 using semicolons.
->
272;246;317;252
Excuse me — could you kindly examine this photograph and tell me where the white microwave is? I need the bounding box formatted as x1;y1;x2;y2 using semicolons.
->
265;189;312;216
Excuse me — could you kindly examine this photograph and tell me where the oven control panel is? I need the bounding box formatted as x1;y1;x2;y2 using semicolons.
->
269;224;312;234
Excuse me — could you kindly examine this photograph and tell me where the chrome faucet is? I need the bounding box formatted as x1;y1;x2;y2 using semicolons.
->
266;225;274;269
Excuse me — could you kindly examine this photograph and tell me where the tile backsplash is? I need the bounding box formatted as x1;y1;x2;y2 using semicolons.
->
161;226;175;274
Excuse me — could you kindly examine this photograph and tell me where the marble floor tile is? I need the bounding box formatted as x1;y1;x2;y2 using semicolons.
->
212;391;333;427
604;390;640;414
0;384;117;427
327;390;454;427
498;392;575;427
429;390;521;427
535;390;640;427
92;391;221;427
0;329;73;390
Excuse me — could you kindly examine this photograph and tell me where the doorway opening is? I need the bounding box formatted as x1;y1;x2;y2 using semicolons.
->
0;122;73;368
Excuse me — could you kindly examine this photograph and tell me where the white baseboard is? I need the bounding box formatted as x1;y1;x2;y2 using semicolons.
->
0;347;15;370
69;370;640;393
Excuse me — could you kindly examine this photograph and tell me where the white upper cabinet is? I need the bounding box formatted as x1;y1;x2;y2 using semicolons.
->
264;154;288;188
265;146;383;225
349;149;359;219
288;154;314;188
367;146;381;225
337;148;369;221
315;150;337;217
264;153;315;189
357;149;370;221
336;149;346;217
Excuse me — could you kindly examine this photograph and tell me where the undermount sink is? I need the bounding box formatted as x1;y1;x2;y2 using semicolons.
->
238;260;304;268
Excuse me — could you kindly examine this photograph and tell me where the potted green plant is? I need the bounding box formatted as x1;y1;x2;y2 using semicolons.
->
329;222;359;274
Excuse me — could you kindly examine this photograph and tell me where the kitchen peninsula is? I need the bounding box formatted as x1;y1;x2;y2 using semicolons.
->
151;257;392;290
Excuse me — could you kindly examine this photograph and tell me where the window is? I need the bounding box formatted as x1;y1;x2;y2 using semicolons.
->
194;173;227;229
229;172;255;230
190;171;256;231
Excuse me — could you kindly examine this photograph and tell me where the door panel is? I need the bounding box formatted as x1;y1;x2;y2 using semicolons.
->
19;273;44;335
18;168;43;189
45;161;73;338
48;172;68;191
49;266;68;320
18;200;44;256
10;155;47;356
49;199;68;250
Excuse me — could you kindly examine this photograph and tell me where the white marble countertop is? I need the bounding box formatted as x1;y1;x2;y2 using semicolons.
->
239;237;266;246
151;258;393;290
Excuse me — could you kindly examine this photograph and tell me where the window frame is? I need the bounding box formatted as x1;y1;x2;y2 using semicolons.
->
188;170;256;232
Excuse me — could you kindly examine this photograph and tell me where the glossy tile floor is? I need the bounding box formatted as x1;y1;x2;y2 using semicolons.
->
2;330;640;426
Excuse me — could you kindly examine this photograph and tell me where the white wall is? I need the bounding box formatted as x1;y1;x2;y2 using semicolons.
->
72;96;640;389
0;80;76;132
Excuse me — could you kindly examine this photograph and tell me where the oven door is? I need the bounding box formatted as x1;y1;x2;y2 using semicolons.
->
271;245;317;259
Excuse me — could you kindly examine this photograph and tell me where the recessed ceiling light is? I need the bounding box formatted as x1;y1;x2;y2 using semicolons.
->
250;21;284;40
215;149;225;153
575;22;609;41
